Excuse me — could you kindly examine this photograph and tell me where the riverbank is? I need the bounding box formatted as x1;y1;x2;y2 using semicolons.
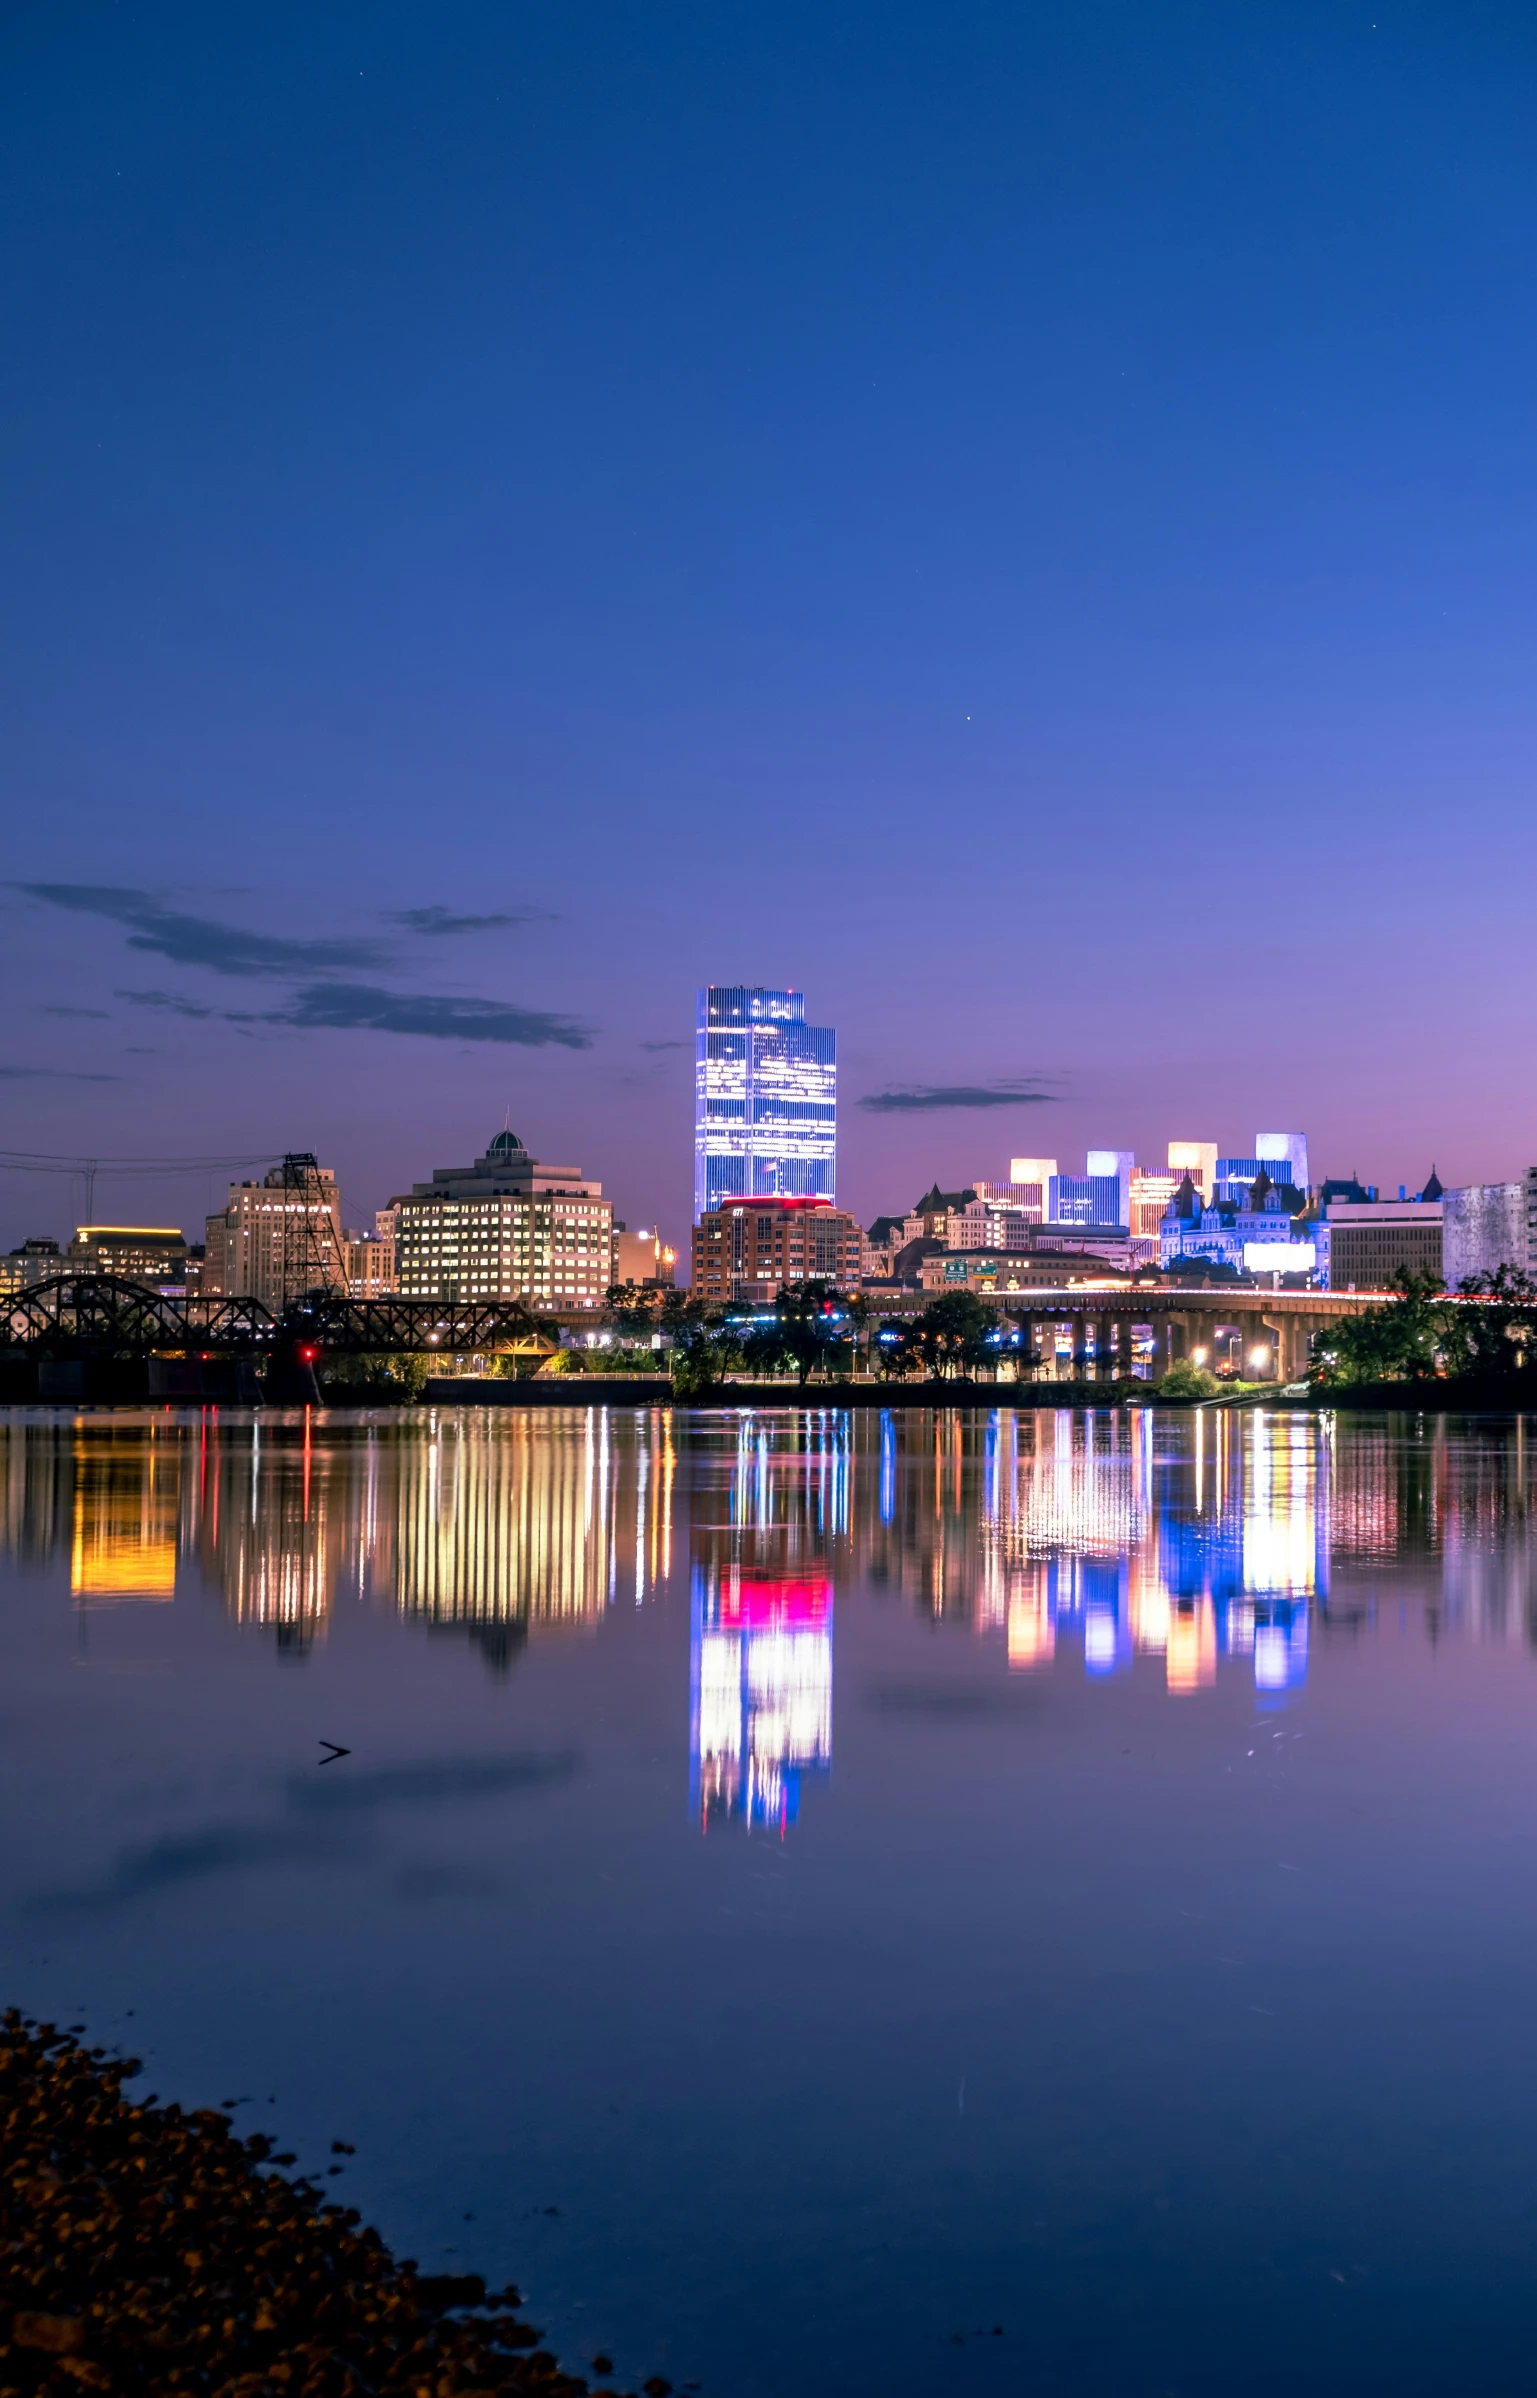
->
0;2013;644;2397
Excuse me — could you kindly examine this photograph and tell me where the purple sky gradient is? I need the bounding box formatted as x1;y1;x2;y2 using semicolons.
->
2;3;1535;1248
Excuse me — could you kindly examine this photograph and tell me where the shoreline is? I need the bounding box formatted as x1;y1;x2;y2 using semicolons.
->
0;2012;645;2397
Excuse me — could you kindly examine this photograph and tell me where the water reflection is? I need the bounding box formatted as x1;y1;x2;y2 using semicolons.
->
689;1414;847;1832
0;1402;1533;1722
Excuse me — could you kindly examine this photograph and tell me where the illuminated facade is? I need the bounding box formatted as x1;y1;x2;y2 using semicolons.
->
66;1225;188;1288
694;985;836;1221
204;1154;345;1311
397;1128;615;1312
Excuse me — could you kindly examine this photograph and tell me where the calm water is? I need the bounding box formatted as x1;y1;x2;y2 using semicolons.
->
4;1403;1537;2395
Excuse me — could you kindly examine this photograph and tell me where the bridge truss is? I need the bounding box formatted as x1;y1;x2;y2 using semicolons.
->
3;1276;556;1359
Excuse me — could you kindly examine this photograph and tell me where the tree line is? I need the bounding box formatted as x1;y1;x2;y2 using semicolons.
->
1310;1267;1537;1386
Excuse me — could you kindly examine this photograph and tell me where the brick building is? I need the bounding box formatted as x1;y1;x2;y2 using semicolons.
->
692;1197;863;1304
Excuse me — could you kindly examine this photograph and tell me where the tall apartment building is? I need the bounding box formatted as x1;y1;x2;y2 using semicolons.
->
397;1127;614;1312
695;985;836;1221
692;1197;863;1303
1442;1171;1537;1290
204;1156;345;1312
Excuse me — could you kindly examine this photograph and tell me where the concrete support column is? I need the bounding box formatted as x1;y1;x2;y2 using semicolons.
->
1072;1313;1092;1380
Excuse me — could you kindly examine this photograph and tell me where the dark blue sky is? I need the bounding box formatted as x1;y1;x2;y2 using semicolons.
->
3;2;1534;1245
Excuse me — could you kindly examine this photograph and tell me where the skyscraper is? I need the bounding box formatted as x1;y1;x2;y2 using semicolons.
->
694;985;836;1221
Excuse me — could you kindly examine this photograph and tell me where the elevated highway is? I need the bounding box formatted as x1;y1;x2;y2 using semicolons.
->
991;1284;1383;1381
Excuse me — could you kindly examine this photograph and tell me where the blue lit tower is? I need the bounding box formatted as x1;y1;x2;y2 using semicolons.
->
694;986;836;1221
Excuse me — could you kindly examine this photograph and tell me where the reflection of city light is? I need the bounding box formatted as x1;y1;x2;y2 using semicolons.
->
691;1561;832;1835
1084;1608;1118;1672
1007;1577;1055;1668
1167;1599;1216;1693
71;1426;177;1601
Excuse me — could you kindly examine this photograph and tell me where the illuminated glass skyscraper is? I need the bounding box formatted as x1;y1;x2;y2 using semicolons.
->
694;985;836;1221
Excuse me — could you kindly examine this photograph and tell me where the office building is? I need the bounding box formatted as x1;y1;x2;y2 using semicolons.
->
1129;1170;1181;1239
692;1197;863;1303
1005;1158;1058;1217
0;1238;63;1298
1214;1133;1310;1205
66;1226;187;1288
397;1127;614;1312
1048;1150;1133;1230
1442;1171;1537;1290
204;1156;345;1313
695;985;836;1221
1323;1189;1443;1292
343;1230;397;1298
1167;1141;1218;1201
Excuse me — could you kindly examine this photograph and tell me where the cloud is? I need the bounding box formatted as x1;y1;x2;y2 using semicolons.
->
41;1004;109;1019
387;906;548;936
117;987;220;1019
640;1038;688;1052
15;884;387;979
858;1080;1059;1113
270;984;593;1047
0;1065;119;1082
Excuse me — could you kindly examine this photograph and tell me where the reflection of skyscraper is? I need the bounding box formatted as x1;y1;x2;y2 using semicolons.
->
690;1563;832;1832
688;1411;847;1831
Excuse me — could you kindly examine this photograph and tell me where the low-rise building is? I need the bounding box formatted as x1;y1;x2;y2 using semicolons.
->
919;1248;1134;1295
66;1225;187;1287
693;1197;863;1303
1324;1192;1443;1292
1442;1170;1537;1290
397;1127;614;1312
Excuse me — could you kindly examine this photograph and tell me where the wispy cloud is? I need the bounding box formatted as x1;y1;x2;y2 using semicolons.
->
15;884;386;979
858;1080;1059;1114
41;1004;109;1020
640;1038;687;1052
117;987;222;1020
387;906;548;937
272;984;593;1048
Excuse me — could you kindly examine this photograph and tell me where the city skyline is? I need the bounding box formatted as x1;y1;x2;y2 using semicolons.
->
4;7;1537;1248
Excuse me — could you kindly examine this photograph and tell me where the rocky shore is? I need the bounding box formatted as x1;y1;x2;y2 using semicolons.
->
0;2013;657;2398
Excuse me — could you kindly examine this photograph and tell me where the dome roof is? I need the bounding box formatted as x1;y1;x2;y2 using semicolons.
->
487;1128;528;1157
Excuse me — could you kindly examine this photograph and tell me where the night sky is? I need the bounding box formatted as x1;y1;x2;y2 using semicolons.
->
3;2;1535;1250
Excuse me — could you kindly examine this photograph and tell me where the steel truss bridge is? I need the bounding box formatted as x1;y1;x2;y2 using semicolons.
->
1;1275;556;1359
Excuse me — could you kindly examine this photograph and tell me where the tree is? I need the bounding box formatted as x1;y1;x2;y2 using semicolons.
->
1309;1268;1447;1384
772;1280;854;1387
1436;1264;1537;1379
603;1278;661;1340
908;1291;998;1380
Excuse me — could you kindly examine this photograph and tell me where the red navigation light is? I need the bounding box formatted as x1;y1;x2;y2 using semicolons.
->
297;1345;318;1363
